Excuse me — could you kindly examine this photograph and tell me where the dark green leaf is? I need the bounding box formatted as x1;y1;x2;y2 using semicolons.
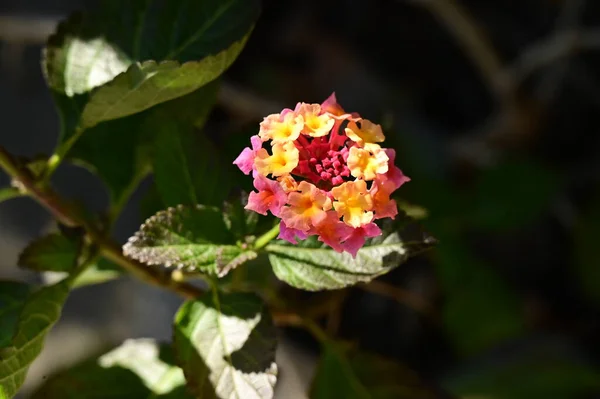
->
18;233;80;273
123;205;246;275
311;344;450;399
43;0;260;132
575;191;600;306
0;280;71;397
223;191;259;241
32;339;192;398
444;340;600;399
67;81;218;207
266;231;414;291
466;159;559;230
173;291;277;398
0;282;31;348
151;84;231;208
433;236;524;355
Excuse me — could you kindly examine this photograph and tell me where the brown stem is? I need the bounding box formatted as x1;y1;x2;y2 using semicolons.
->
0;145;204;299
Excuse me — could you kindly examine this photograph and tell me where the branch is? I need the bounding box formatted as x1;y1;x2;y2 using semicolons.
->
406;0;512;104
0;145;204;299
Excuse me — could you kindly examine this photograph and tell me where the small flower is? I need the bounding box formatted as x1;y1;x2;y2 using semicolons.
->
370;178;399;220
246;174;288;217
280;181;332;231
313;211;354;252
259;112;304;143
278;220;308;244
342;222;382;257
233;135;262;175
234;93;410;257
332;180;374;228
347;143;389;181
296;103;335;137
255;141;299;177
345;119;385;144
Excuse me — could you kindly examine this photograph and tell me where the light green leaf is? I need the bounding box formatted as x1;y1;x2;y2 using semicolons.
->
0;282;31;348
311;345;448;399
43;0;260;134
266;233;410;291
73;259;123;288
18;233;80;273
173;291;277;398
77;37;250;131
0;188;22;204
32;338;192;398
0;279;71;397
123;205;247;275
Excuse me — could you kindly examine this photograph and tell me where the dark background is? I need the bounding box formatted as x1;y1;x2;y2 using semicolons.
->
1;0;600;397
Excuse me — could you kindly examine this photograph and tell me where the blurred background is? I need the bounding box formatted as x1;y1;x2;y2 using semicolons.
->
2;0;600;397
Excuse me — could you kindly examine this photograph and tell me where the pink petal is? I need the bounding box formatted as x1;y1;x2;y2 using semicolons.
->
342;223;382;257
384;149;410;189
233;147;254;175
246;175;288;217
278;220;308;244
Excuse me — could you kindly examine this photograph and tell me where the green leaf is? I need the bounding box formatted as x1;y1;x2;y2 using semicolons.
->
173;291;277;398
18;233;80;273
32;339;192;398
17;233;122;288
0;282;31;348
123;205;246;276
223;191;259;241
444;340;600;399
73;259;123;288
0;279;71;397
0;188;22;204
433;235;524;355
43;0;260;133
151;83;231;208
466;159;559;230
311;344;450;399
575;191;600;306
266;232;411;291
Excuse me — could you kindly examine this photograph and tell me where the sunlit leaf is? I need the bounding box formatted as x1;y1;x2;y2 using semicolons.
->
0;280;71;397
123;205;250;276
32;339;192;398
173;291;277;398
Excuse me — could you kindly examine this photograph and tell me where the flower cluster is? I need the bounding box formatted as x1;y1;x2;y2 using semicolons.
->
234;93;409;257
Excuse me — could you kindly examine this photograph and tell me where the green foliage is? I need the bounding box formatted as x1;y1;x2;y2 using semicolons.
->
173;291;277;398
466;159;559;231
0;188;22;204
18;233;122;288
575;191;600;306
32;339;191;398
43;0;260;133
266;232;412;291
18;233;80;273
311;344;444;399
151;83;232;208
0;279;71;397
123;205;254;276
444;341;600;399
434;235;524;355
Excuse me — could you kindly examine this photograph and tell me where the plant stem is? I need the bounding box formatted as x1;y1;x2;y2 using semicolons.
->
0;144;204;299
253;223;280;251
41;127;85;181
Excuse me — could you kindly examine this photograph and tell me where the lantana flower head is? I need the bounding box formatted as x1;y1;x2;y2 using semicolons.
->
234;93;410;257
